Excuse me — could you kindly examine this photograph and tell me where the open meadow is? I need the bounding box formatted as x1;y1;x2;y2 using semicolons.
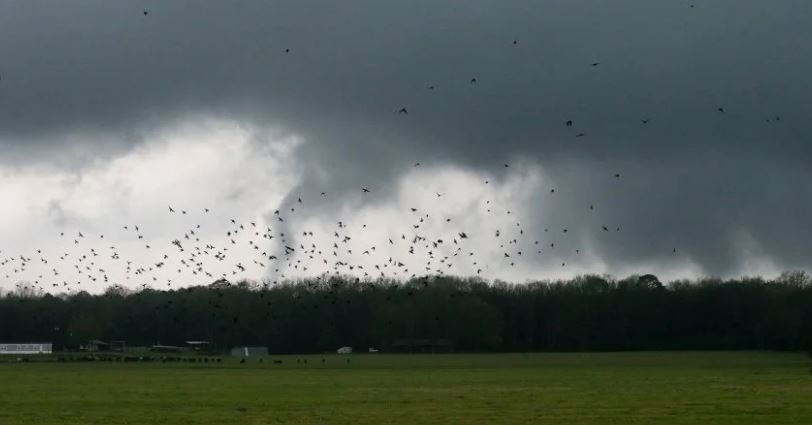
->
1;351;810;424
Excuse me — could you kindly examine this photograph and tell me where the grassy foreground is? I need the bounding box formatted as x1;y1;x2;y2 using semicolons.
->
0;351;810;424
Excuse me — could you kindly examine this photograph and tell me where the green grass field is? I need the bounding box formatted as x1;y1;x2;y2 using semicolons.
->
1;351;810;424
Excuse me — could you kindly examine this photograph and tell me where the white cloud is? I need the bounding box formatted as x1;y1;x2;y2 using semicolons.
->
0;117;301;291
277;162;602;282
1;126;790;293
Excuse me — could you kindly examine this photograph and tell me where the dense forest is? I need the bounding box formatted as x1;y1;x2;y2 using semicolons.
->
1;272;811;354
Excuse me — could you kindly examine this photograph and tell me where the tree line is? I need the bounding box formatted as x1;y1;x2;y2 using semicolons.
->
1;272;811;354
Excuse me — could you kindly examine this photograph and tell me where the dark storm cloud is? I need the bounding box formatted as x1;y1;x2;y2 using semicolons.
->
1;0;811;276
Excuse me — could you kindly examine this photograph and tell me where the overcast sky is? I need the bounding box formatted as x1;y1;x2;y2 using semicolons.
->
2;0;811;292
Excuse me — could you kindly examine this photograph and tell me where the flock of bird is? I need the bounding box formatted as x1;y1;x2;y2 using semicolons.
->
1;168;640;295
0;5;790;296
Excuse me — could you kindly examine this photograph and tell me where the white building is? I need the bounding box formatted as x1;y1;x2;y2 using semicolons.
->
336;346;352;354
0;343;53;355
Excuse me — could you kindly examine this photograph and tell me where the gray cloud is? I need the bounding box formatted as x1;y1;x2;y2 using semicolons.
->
1;0;811;279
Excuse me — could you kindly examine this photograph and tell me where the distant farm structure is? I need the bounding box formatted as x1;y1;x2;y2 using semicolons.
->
150;345;186;353
0;343;52;355
81;340;127;352
185;341;213;354
72;340;213;355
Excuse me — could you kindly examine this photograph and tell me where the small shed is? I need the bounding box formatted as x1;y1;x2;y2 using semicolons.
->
185;341;212;353
336;346;353;354
82;340;110;352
